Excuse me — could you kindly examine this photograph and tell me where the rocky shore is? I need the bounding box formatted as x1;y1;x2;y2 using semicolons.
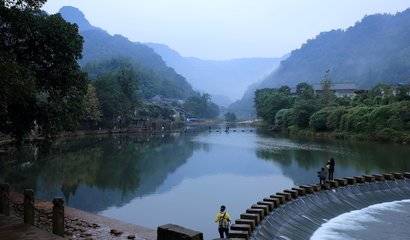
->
9;192;156;240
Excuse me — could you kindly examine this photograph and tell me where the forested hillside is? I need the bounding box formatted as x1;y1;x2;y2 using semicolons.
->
59;6;195;100
231;9;410;118
259;9;410;89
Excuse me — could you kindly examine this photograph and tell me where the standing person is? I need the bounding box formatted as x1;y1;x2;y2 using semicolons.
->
329;158;335;180
326;160;331;180
215;205;231;239
318;167;326;185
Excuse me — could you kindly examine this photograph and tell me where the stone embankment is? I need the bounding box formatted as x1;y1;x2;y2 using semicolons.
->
229;172;410;240
0;187;156;240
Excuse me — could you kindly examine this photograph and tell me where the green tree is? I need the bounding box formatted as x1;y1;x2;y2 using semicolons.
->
0;4;87;141
0;62;37;143
2;0;46;9
296;82;315;99
83;84;102;128
319;70;336;106
94;66;139;128
183;94;220;119
224;112;237;122
396;85;410;102
254;88;293;124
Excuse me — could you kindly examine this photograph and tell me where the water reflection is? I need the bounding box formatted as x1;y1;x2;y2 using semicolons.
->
1;133;200;212
256;135;410;185
1;129;410;239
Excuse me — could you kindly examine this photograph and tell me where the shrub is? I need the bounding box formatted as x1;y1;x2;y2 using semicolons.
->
310;109;331;131
293;99;319;128
275;109;295;129
326;107;347;131
374;128;402;142
340;106;373;133
368;105;393;131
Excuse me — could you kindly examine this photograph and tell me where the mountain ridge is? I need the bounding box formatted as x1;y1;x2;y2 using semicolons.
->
146;42;286;105
59;6;196;100
230;8;410;118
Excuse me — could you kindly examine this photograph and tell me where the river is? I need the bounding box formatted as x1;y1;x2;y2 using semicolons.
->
1;127;410;239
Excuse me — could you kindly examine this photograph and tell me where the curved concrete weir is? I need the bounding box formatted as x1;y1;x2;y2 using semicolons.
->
230;173;410;240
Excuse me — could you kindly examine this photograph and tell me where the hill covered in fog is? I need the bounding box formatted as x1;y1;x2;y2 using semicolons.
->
59;6;196;100
230;8;410;118
147;43;285;106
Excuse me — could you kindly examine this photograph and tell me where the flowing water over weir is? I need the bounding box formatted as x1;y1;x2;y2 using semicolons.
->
230;173;410;240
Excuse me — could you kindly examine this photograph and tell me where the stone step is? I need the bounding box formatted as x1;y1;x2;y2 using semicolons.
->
328;180;339;188
235;219;255;230
276;192;292;202
335;178;348;186
292;187;306;196
373;174;385;181
312;185;321;191
262;197;281;207
230;224;251;234
364;175;375;182
257;201;275;211
393;172;404;179
246;208;265;218
299;185;314;194
284;189;298;199
321;183;331;190
383;173;394;180
229;230;249;239
251;204;269;215
354;176;365;183
240;213;260;225
344;177;356;185
269;195;285;204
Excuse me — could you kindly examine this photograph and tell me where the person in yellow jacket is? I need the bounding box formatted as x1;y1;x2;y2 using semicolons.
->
215;205;231;238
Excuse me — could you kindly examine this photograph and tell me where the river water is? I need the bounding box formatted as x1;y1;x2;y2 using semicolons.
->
1;127;410;239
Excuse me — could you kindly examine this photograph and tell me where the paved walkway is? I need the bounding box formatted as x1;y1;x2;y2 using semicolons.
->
0;214;63;240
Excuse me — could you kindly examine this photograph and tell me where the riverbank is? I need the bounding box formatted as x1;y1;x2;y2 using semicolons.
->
256;121;410;145
0;119;226;148
288;128;410;145
8;192;156;240
0;126;185;148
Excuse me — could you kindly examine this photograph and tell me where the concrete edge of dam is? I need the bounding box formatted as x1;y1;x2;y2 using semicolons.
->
229;172;410;240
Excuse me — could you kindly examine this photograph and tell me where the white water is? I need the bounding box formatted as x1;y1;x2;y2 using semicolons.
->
310;199;410;240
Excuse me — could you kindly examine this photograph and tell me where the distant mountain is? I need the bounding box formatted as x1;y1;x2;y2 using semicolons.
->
228;82;260;118
260;9;410;89
146;43;284;105
59;6;97;32
231;8;410;118
59;6;196;100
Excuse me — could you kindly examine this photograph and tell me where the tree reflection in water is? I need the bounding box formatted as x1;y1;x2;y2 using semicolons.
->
0;133;200;212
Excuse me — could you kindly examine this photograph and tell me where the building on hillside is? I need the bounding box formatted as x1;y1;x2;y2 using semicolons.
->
313;83;358;98
391;83;410;96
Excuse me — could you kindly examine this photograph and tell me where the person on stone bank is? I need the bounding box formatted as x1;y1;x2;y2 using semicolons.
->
328;158;335;180
318;167;327;185
215;205;231;239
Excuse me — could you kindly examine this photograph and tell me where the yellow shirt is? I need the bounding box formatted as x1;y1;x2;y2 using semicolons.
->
215;211;231;228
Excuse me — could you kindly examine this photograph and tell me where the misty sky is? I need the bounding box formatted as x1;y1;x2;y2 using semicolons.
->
43;0;410;60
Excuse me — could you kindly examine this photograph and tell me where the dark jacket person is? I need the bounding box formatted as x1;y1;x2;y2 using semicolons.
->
329;158;335;180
